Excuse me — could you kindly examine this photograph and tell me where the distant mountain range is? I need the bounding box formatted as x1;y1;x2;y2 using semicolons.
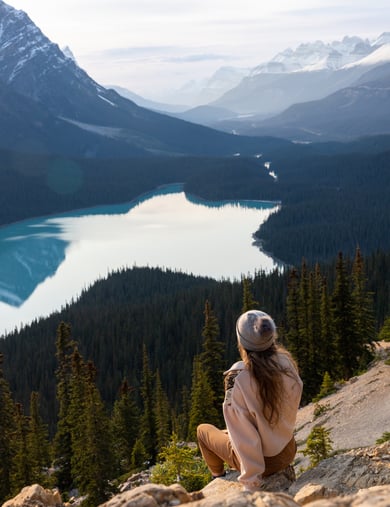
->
2;0;390;152
0;0;274;158
170;34;390;142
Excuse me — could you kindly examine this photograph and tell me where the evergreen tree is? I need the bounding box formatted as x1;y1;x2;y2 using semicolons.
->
68;347;88;492
139;345;157;464
319;277;334;377
332;253;357;378
53;322;75;492
307;267;322;391
69;351;115;505
10;403;31;494
131;438;148;470
351;246;376;368
0;354;16;502
27;392;50;486
199;300;225;422
303;425;333;468
111;379;140;474
286;267;300;361
80;362;115;506
378;316;390;342
187;356;219;440
241;277;259;313
154;370;171;454
174;386;191;441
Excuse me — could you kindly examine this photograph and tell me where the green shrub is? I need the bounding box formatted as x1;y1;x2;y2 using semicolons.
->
302;425;333;468
376;432;390;444
312;372;336;402
150;433;211;492
313;402;331;419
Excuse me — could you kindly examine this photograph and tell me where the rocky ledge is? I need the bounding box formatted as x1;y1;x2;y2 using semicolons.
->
3;442;390;507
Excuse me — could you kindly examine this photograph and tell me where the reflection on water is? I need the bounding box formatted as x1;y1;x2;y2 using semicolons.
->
0;184;280;335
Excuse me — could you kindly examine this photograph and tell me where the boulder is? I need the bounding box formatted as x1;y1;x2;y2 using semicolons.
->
2;484;62;507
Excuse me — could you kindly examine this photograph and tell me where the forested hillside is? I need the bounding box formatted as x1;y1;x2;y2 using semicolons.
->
0;246;389;502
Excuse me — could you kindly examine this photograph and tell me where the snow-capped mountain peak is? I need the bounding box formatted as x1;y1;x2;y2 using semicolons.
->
343;43;390;69
250;35;376;76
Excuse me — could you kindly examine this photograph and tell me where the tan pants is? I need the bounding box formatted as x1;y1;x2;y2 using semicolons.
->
197;423;296;477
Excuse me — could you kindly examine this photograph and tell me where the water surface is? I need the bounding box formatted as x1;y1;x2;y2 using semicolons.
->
0;185;280;335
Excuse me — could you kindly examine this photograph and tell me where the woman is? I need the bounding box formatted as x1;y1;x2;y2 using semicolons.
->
197;309;303;492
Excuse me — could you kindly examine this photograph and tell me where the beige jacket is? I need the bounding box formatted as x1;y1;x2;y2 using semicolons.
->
223;352;303;490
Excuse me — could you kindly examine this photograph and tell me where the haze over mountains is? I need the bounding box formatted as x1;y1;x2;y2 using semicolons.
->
114;32;390;142
3;0;390;154
0;0;275;158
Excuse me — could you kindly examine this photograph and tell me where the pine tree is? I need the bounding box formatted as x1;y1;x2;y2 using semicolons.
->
187;356;219;440
80;362;115;506
378;316;390;342
53;322;75;492
320;277;334;378
68;351;115;505
131;438;148;469
241;277;259;313
199;300;225;423
111;379;140;474
174;386;191;441
10;403;31;494
351;246;376;368
286;267;300;361
154;370;171;454
139;345;157;464
27;392;50;486
303;425;333;467
332;252;358;378
0;354;17;503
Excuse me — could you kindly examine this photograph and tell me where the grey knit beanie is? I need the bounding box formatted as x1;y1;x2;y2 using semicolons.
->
236;310;276;352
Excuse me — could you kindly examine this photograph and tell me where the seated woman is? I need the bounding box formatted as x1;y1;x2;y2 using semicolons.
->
197;309;303;492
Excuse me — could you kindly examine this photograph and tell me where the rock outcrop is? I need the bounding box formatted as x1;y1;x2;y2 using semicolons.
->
4;443;389;507
2;485;62;507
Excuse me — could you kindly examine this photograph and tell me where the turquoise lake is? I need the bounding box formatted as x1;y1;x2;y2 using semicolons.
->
0;184;280;336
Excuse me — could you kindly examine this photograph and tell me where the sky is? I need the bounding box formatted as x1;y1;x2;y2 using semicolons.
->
5;0;390;103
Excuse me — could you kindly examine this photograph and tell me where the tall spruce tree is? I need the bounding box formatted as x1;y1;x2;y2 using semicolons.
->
154;370;171;454
187;355;219;440
53;322;75;492
80;362;115;506
27;392;50;486
351;247;376;368
319;277;334;378
307;266;323;390
111;379;140;474
139;345;157;464
199;300;225;423
332;252;357;378
241;277;259;313
10;403;31;494
286;267;300;361
0;354;16;502
68;351;115;505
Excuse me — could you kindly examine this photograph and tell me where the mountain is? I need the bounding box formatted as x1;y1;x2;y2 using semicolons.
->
0;0;274;158
225;62;390;142
159;66;249;108
106;85;189;113
211;34;390;116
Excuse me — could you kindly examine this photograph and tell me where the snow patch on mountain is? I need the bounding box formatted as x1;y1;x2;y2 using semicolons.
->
343;43;390;69
251;36;374;75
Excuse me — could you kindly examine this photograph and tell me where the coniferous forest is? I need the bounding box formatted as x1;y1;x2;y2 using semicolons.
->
0;246;389;503
1;139;390;503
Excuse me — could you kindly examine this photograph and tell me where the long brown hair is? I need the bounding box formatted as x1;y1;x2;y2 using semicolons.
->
239;342;299;426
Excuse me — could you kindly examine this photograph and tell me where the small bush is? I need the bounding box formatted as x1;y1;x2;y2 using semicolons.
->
313;402;331;419
150;433;211;491
302;425;333;468
376;432;390;444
